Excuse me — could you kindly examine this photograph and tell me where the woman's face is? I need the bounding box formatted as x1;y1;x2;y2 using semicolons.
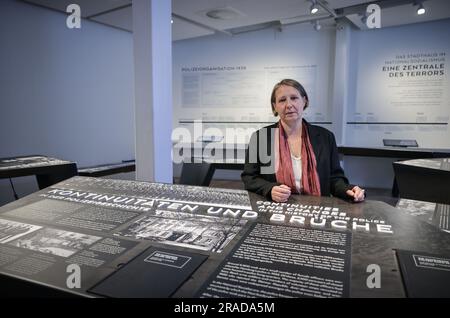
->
273;85;306;125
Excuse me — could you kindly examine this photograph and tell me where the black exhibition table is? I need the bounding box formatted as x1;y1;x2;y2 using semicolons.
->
78;162;136;178
0;155;77;190
176;145;450;187
393;158;450;205
338;146;450;159
0;176;448;298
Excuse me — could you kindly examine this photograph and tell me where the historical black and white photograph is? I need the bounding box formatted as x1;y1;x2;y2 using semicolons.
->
10;228;102;257
396;198;437;217
115;210;246;253
0;218;42;244
396;198;450;233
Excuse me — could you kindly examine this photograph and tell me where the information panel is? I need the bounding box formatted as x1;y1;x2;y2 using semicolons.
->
397;249;450;298
198;223;352;298
90;247;207;298
347;40;450;148
175;64;328;143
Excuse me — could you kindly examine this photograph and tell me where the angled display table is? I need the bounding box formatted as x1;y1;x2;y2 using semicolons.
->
179;159;244;186
78;161;135;178
176;142;450;187
0;155;77;190
393;158;450;205
338;146;450;159
0;176;449;298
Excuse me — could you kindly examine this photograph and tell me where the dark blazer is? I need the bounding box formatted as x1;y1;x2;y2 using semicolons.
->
241;121;353;200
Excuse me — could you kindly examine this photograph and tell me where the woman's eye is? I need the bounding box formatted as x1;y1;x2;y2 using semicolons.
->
278;98;286;103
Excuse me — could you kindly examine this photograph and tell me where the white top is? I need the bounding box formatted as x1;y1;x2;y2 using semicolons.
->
291;154;302;192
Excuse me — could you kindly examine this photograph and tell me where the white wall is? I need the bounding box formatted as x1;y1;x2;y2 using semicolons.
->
0;0;135;205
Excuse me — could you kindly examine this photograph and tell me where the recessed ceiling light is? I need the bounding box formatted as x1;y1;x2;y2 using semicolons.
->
205;7;245;20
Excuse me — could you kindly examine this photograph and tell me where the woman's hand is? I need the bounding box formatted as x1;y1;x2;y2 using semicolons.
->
271;184;291;202
346;186;365;202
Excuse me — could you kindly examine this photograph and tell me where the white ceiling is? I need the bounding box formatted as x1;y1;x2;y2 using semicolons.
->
22;0;450;40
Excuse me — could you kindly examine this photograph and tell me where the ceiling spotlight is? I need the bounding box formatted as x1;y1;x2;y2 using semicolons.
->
313;20;322;31
416;3;426;15
310;0;319;14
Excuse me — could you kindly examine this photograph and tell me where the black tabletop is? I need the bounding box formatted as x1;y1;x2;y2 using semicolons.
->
0;155;76;179
395;158;450;172
78;162;136;177
0;176;448;298
337;146;450;159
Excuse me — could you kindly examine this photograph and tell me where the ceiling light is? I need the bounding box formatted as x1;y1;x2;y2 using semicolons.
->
205;7;244;20
416;3;425;15
310;1;319;14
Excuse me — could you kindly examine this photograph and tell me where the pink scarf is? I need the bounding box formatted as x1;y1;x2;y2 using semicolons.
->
275;121;321;196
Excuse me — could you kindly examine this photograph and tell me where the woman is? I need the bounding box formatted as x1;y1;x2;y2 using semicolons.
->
241;79;365;203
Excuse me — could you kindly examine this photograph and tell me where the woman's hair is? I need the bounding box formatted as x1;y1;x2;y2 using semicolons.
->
270;79;309;116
